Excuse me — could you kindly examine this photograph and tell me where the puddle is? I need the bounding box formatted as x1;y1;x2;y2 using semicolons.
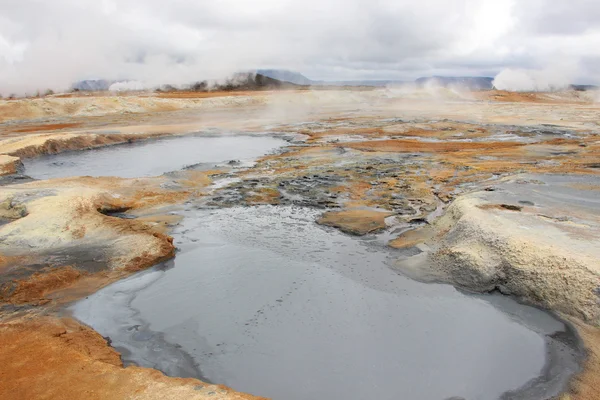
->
71;206;581;400
23;133;287;179
471;174;600;216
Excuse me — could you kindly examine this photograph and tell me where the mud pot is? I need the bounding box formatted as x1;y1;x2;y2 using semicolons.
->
71;205;582;400
22;133;287;179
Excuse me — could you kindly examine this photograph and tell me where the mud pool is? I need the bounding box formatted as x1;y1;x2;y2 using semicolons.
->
72;206;581;400
22;133;287;179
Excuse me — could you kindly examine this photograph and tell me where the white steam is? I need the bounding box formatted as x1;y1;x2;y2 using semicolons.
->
492;66;576;92
109;81;147;92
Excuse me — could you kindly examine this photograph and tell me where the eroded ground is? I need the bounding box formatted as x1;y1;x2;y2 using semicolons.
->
1;88;599;399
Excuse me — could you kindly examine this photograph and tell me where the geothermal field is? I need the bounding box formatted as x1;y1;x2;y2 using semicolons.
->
0;87;599;400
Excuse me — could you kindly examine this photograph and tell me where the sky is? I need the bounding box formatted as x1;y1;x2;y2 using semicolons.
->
1;0;599;94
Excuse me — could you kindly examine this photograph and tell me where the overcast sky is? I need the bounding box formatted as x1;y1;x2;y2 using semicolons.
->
1;0;599;94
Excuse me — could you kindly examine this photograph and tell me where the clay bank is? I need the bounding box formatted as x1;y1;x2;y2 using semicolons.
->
0;89;599;400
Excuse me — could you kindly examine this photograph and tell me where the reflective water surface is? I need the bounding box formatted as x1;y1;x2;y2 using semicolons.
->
24;133;286;179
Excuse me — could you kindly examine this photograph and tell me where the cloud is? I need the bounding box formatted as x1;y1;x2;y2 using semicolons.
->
1;0;599;95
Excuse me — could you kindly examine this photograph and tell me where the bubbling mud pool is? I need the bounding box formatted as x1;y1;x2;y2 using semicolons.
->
71;206;582;400
22;133;287;179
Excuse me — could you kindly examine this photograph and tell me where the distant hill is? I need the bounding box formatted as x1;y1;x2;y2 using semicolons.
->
71;72;596;93
257;70;313;85
156;73;303;93
215;73;302;90
415;76;494;90
71;72;493;92
71;74;301;93
569;84;599;91
256;70;494;89
256;70;409;87
71;79;114;91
